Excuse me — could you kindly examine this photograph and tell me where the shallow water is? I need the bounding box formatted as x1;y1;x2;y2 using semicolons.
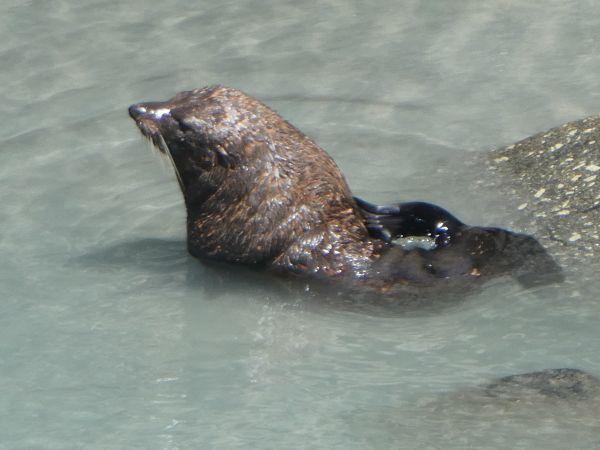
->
1;0;600;448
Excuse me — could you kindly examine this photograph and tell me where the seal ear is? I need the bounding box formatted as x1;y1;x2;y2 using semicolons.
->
212;144;233;169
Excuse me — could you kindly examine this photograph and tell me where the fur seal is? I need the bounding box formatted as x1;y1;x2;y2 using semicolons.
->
128;85;561;297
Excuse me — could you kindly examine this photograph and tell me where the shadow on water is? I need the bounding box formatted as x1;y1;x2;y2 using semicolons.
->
73;237;563;318
75;238;189;271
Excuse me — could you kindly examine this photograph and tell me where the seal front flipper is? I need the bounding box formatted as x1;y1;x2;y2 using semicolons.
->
353;197;398;242
468;227;565;287
354;197;402;215
355;196;563;287
441;225;564;288
354;196;464;246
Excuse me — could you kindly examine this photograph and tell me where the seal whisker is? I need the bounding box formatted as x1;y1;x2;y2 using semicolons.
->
157;134;184;191
141;134;183;190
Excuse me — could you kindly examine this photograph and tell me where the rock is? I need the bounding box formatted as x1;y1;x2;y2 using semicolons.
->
485;368;600;401
486;115;600;268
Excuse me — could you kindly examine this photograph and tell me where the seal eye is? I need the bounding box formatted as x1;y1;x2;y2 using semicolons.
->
169;109;205;135
175;118;196;134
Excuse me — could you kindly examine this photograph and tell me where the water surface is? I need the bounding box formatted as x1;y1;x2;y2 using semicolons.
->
1;0;599;448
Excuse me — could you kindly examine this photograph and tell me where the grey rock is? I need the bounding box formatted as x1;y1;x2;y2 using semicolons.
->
485;368;600;401
485;115;600;268
348;368;600;448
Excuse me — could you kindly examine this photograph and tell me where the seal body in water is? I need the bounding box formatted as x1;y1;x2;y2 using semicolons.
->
129;85;561;297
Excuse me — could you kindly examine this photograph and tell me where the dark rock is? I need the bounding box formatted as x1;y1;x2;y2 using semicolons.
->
485;368;600;400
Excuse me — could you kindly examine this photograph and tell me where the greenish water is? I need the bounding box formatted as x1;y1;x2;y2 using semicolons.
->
1;0;599;448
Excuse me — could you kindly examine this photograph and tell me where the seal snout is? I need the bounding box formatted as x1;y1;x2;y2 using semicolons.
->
129;103;171;121
128;103;147;120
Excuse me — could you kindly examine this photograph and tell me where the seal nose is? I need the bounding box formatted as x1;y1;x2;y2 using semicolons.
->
128;103;147;120
129;103;171;120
